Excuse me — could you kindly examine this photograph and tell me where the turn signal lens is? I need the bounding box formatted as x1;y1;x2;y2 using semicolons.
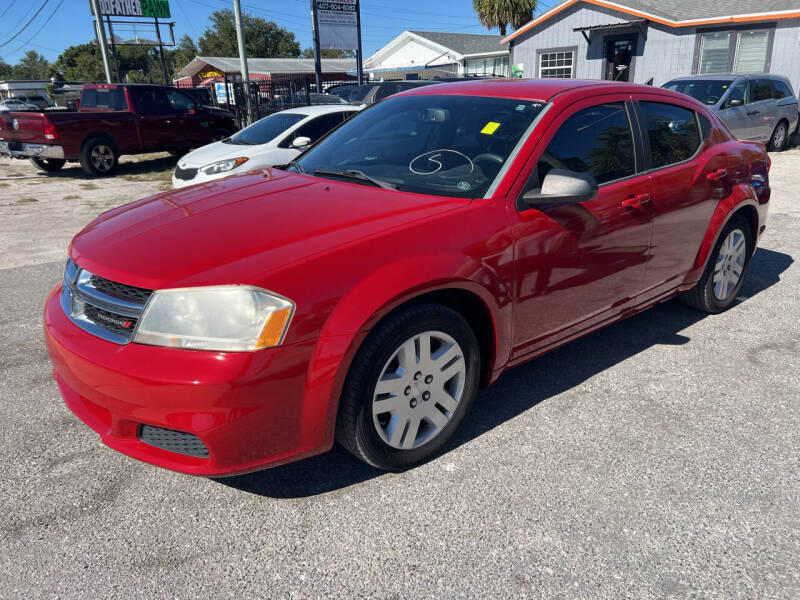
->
255;306;294;349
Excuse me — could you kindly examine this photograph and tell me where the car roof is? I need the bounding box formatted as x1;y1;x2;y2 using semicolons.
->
274;104;360;117
668;73;789;82
399;78;658;101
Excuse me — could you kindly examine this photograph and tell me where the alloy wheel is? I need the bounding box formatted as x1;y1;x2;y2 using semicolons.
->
773;123;787;150
713;228;746;300
372;331;466;450
90;144;114;171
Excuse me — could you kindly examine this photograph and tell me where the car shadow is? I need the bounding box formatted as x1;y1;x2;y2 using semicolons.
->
217;247;793;499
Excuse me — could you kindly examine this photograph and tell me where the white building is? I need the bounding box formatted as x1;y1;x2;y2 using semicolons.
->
0;80;51;101
363;31;509;79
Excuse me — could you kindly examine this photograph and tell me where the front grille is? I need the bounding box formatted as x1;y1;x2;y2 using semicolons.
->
89;275;152;304
61;259;153;344
174;166;198;181
138;425;210;458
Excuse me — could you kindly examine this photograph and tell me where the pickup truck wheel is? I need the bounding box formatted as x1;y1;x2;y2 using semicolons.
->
29;158;65;172
768;120;788;152
79;137;118;176
336;302;480;470
679;214;753;313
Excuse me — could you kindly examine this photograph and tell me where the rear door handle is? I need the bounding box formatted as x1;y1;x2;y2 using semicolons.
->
707;168;728;182
747;110;760;116
621;193;651;210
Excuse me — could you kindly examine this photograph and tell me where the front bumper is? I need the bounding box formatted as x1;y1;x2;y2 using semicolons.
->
0;141;64;159
43;286;335;476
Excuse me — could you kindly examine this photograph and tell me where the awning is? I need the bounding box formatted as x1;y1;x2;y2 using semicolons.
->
573;19;647;42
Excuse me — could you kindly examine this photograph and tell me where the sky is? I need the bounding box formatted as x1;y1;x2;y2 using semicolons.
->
0;0;554;65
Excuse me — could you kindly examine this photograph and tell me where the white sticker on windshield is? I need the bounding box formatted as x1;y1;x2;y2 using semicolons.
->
457;181;471;191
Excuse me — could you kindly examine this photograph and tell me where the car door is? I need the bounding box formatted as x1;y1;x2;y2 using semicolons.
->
164;88;203;145
748;79;776;141
130;87;179;149
717;79;752;139
510;97;654;357
633;98;727;300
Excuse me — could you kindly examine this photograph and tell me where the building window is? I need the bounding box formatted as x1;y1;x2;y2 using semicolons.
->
539;50;574;78
697;28;772;74
464;56;508;76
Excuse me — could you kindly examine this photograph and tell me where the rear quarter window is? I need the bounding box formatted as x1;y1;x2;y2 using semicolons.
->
81;87;126;110
774;80;793;100
639;102;701;168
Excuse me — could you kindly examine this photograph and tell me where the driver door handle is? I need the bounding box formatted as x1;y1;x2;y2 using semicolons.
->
747;110;760;116
621;193;650;210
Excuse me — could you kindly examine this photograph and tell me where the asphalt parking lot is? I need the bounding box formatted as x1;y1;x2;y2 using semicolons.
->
1;152;798;598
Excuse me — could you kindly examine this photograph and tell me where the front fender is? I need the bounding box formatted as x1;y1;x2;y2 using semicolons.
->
302;253;513;451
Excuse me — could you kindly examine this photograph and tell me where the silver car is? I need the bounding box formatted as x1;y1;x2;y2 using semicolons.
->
663;74;799;151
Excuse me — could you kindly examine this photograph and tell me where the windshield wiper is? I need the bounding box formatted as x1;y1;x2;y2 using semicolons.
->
288;159;306;174
313;169;397;190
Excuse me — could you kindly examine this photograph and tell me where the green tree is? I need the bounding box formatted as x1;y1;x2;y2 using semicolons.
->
171;34;198;76
53;43;104;81
301;47;355;59
473;0;537;36
11;50;51;80
198;9;300;57
0;57;13;79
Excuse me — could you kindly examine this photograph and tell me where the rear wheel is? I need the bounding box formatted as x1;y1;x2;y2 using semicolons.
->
768;120;788;152
79;137;118;176
336;302;480;470
679;214;753;313
29;157;65;172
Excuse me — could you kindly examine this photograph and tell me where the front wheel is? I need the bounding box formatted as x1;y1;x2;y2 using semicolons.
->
29;157;65;172
679;214;753;313
336;302;480;470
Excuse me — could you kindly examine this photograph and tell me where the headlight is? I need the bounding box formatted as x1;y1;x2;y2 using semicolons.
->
133;286;294;351
199;157;248;175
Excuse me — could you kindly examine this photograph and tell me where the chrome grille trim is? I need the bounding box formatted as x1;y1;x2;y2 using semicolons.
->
60;259;153;344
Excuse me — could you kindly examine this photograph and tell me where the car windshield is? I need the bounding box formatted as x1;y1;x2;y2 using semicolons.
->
227;112;306;145
664;79;733;105
293;95;545;198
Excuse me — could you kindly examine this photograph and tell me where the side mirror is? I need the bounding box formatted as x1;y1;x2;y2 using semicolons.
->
187;107;196;115
727;98;743;108
292;136;311;149
522;169;598;208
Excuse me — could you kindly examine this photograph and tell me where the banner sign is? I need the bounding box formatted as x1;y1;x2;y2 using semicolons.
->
314;0;358;50
95;0;171;19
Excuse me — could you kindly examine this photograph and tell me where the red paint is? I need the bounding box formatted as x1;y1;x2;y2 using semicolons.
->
44;81;770;475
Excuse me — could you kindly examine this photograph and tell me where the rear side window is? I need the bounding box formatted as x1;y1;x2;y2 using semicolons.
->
639;102;701;168
542;102;636;185
774;80;793;100
81;87;126;110
752;79;773;101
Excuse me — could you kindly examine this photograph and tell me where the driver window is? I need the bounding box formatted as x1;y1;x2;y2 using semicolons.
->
522;102;635;198
165;89;196;112
725;82;749;107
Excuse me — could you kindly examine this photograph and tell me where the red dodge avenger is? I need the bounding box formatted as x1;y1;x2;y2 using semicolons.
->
44;80;770;475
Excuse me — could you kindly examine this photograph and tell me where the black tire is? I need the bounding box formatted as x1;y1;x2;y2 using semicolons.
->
679;214;753;313
78;136;118;177
768;120;789;152
336;302;481;470
29;157;65;172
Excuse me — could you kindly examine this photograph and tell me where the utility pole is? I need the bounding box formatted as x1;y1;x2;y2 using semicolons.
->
310;0;323;93
233;0;252;123
89;0;113;83
355;0;363;85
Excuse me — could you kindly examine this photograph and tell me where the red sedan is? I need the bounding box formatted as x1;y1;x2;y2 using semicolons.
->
44;80;770;475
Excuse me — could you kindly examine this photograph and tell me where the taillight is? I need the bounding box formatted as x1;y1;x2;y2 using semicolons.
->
43;122;58;140
766;154;771;172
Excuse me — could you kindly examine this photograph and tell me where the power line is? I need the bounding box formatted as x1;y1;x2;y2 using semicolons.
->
7;0;64;57
0;0;18;20
0;0;52;48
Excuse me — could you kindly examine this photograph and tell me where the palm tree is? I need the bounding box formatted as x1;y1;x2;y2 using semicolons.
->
473;0;537;36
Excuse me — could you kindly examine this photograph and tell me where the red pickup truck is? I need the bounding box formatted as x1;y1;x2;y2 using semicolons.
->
0;84;236;176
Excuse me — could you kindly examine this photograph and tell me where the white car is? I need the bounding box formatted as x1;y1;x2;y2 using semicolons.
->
0;99;40;111
172;104;361;188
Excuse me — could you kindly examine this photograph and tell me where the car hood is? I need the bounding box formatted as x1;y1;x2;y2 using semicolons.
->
179;139;268;167
70;169;465;289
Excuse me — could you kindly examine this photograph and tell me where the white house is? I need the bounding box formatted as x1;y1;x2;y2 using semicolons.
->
363;31;508;79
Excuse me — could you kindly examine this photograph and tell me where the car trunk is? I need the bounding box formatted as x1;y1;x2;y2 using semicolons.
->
0;112;48;144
